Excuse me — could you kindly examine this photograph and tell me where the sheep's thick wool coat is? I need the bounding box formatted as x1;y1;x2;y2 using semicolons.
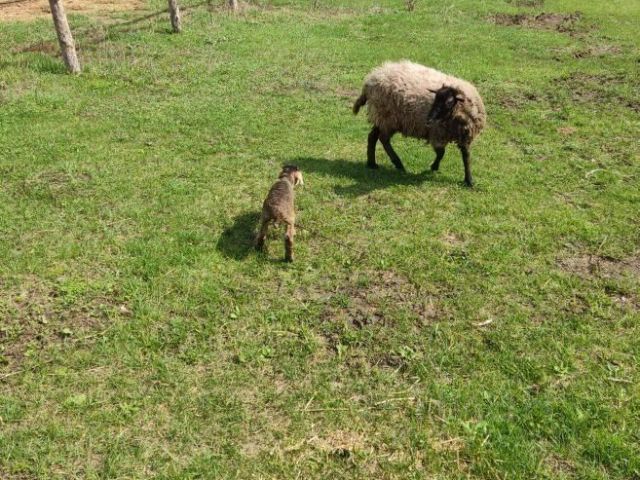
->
359;61;486;146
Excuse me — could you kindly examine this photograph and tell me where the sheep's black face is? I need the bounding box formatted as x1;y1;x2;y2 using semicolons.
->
428;86;464;122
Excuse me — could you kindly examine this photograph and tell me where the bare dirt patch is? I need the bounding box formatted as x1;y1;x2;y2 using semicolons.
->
490;11;583;33
543;453;578;477
319;270;446;330
557;126;577;136
441;232;465;248
0;276;127;370
0;0;146;23
0;468;37;480
494;89;540;111
21;169;93;199
606;287;639;312
556;72;639;112
571;44;622;59
557;254;640;280
16;40;59;55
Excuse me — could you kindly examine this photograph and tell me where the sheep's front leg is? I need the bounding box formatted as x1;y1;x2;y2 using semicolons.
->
431;146;445;171
367;126;380;169
459;144;474;187
379;133;405;171
284;223;295;262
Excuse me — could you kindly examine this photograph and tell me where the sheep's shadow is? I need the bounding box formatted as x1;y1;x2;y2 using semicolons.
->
293;156;454;197
216;211;260;260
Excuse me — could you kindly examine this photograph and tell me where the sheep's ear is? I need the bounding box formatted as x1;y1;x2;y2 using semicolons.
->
428;88;440;93
455;94;466;102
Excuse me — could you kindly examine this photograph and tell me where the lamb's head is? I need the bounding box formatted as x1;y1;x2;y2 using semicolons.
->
279;165;304;186
427;86;466;122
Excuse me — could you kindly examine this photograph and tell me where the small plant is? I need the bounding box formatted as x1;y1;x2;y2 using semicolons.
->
406;0;417;12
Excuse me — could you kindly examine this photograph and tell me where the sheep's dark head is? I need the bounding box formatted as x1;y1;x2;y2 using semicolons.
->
279;164;304;186
427;86;466;122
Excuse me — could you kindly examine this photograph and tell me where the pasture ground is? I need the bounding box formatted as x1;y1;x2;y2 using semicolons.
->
0;0;639;478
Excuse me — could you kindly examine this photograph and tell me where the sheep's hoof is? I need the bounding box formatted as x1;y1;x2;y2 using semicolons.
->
366;162;379;169
430;164;439;172
464;179;474;188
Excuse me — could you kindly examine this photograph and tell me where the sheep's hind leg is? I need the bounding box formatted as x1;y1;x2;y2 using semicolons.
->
367;126;380;169
459;144;474;187
431;146;445;171
255;217;270;251
284;223;295;262
379;132;405;171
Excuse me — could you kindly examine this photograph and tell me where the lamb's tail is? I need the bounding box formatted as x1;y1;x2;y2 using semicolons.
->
353;92;367;115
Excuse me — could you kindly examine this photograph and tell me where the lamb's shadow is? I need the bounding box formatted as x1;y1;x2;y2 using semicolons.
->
293;157;452;197
216;211;260;260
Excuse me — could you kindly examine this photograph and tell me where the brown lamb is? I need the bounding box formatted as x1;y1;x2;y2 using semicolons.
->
255;165;304;262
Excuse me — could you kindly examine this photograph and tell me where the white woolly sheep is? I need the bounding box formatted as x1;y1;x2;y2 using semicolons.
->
353;60;486;186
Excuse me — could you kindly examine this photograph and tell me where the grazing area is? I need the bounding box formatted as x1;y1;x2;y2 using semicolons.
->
1;0;639;478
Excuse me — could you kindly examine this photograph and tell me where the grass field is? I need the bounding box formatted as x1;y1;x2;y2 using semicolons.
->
0;0;639;478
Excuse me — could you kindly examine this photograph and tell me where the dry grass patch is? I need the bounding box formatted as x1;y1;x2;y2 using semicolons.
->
0;0;146;23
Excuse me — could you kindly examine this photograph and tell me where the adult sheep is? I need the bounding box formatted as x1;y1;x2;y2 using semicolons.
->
353;60;486;187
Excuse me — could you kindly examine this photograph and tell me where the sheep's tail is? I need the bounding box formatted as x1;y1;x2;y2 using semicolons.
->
353;92;367;115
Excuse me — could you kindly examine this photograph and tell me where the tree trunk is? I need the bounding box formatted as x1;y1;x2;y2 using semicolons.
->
228;0;238;11
48;0;80;74
168;0;182;33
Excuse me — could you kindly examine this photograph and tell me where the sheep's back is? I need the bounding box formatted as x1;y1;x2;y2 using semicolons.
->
362;61;485;140
263;180;295;224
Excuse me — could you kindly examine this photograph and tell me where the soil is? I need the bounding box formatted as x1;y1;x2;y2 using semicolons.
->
318;270;445;330
557;72;638;112
557;254;640;280
0;276;127;370
490;11;583;33
572;44;622;58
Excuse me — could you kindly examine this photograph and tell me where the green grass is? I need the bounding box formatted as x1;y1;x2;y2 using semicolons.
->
1;0;639;478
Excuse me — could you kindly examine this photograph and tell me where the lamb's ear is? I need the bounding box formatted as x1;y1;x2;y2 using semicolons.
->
428;88;440;93
455;94;466;102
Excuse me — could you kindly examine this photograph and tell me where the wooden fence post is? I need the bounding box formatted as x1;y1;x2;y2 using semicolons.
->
48;0;81;74
168;0;182;33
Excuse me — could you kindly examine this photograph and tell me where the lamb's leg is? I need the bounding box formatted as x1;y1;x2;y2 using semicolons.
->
430;146;445;171
459;145;474;187
284;223;295;262
255;217;270;250
379;132;405;171
367;126;380;169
